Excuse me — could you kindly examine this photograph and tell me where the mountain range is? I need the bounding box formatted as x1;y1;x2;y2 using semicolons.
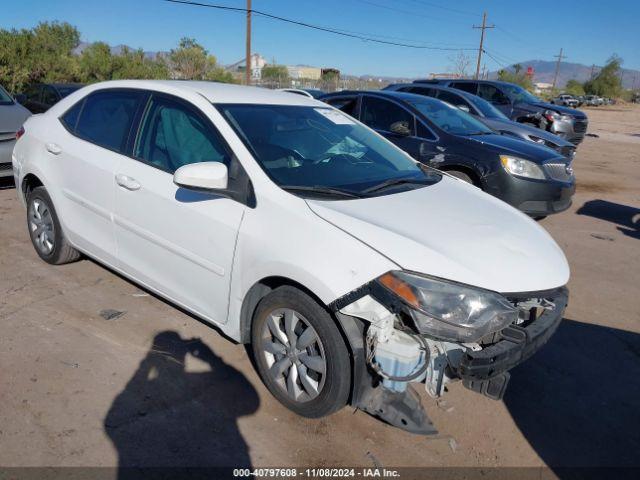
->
488;60;640;89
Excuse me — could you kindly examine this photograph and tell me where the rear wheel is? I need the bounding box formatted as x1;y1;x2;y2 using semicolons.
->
27;186;80;265
251;286;351;418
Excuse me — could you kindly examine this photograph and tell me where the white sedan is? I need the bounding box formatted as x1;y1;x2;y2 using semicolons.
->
12;80;569;433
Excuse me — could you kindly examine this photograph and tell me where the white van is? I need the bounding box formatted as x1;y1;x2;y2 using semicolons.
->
12;81;569;433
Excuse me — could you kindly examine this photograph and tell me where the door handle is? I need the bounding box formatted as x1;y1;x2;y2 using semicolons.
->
115;174;141;191
45;143;62;155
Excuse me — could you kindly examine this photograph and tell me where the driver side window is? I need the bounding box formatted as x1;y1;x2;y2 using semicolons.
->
361;96;415;135
134;96;230;173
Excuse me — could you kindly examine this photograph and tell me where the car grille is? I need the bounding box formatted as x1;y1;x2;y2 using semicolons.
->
545;161;573;182
0;132;16;143
573;119;588;133
0;162;13;172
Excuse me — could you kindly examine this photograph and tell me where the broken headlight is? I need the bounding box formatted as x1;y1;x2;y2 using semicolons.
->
377;271;518;343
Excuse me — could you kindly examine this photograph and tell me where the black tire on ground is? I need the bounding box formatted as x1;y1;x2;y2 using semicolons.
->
446;170;475;185
251;285;351;418
26;186;81;265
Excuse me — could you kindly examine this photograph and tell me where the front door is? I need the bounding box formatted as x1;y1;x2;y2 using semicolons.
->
113;93;245;324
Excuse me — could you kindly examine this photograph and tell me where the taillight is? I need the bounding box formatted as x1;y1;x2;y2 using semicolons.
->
16;126;25;140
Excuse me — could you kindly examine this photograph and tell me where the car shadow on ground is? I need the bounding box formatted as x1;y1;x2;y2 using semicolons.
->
503;319;640;470
104;331;259;476
576;199;640;239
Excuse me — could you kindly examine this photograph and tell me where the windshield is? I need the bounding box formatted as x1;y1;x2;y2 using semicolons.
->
501;84;541;104
0;85;14;105
466;95;509;120
219;104;440;197
408;99;493;136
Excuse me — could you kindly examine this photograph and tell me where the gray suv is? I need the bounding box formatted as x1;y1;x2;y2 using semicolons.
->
413;79;589;145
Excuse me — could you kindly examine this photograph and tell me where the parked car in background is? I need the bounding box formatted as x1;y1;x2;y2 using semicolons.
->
551;94;579;108
0;85;31;181
12;80;570;434
277;88;315;98
384;83;576;159
584;95;603;106
413;79;589;145
302;88;325;99
18;83;84;113
321;90;575;217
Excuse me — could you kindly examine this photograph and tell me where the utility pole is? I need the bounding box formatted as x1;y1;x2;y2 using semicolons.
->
245;0;252;86
481;64;486;80
552;48;565;91
473;12;494;79
590;64;596;79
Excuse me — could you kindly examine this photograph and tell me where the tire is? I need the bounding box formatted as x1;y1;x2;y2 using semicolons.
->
251;286;351;418
446;170;474;185
26;186;80;265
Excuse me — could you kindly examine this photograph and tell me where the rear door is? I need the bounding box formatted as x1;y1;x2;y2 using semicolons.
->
56;89;144;264
113;93;245;324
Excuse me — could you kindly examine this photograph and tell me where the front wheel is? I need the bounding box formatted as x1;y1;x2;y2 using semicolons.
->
446;170;475;185
251;286;351;418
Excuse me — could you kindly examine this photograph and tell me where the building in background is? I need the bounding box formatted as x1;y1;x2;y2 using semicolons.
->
287;65;322;81
226;53;267;80
534;82;553;94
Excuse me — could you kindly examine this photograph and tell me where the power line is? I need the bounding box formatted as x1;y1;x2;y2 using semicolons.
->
354;0;471;26
482;49;507;69
402;0;480;18
164;0;477;50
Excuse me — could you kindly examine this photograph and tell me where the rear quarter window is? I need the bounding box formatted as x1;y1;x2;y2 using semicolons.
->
74;90;141;153
60;100;84;132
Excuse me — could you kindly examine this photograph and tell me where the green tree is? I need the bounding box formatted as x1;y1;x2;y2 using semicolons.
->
565;79;585;96
584;55;623;97
79;42;114;82
261;64;289;83
0;21;80;93
169;37;234;83
497;66;533;91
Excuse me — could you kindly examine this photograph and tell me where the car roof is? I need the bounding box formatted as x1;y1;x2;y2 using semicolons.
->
321;89;437;103
86;80;325;106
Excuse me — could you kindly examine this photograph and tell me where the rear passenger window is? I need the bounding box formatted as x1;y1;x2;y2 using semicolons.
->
437;91;473;112
477;84;510;105
75;91;140;153
134;96;230;173
60;100;84;132
327;98;358;117
450;82;478;94
361;96;415;135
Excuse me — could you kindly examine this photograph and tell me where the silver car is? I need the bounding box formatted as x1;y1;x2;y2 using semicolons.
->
1;85;31;180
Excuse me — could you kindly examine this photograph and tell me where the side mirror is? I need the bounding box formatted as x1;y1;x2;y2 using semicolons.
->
457;104;470;113
390;121;411;136
15;94;27;104
173;162;228;191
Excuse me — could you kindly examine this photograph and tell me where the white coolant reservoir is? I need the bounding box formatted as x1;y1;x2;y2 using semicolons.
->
374;329;427;392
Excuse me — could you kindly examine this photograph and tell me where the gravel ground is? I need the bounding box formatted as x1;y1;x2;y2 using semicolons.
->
0;105;638;473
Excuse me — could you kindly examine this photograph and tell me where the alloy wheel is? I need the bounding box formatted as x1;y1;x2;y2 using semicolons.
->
29;198;55;255
260;308;327;403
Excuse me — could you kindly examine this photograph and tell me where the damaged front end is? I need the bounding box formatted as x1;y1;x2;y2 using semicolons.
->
331;272;568;435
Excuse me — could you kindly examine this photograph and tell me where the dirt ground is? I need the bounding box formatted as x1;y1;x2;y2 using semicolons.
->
0;105;639;473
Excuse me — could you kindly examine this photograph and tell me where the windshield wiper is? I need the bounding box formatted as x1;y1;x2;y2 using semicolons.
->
465;131;492;136
362;177;432;194
281;185;363;198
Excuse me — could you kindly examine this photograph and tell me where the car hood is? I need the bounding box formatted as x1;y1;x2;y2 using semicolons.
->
0;103;31;134
481;117;574;148
460;132;561;162
307;177;569;293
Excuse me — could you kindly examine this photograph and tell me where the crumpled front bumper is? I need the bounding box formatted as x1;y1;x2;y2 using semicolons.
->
458;287;568;381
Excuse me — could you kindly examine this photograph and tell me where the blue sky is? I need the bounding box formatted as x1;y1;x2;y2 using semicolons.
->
2;0;639;76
